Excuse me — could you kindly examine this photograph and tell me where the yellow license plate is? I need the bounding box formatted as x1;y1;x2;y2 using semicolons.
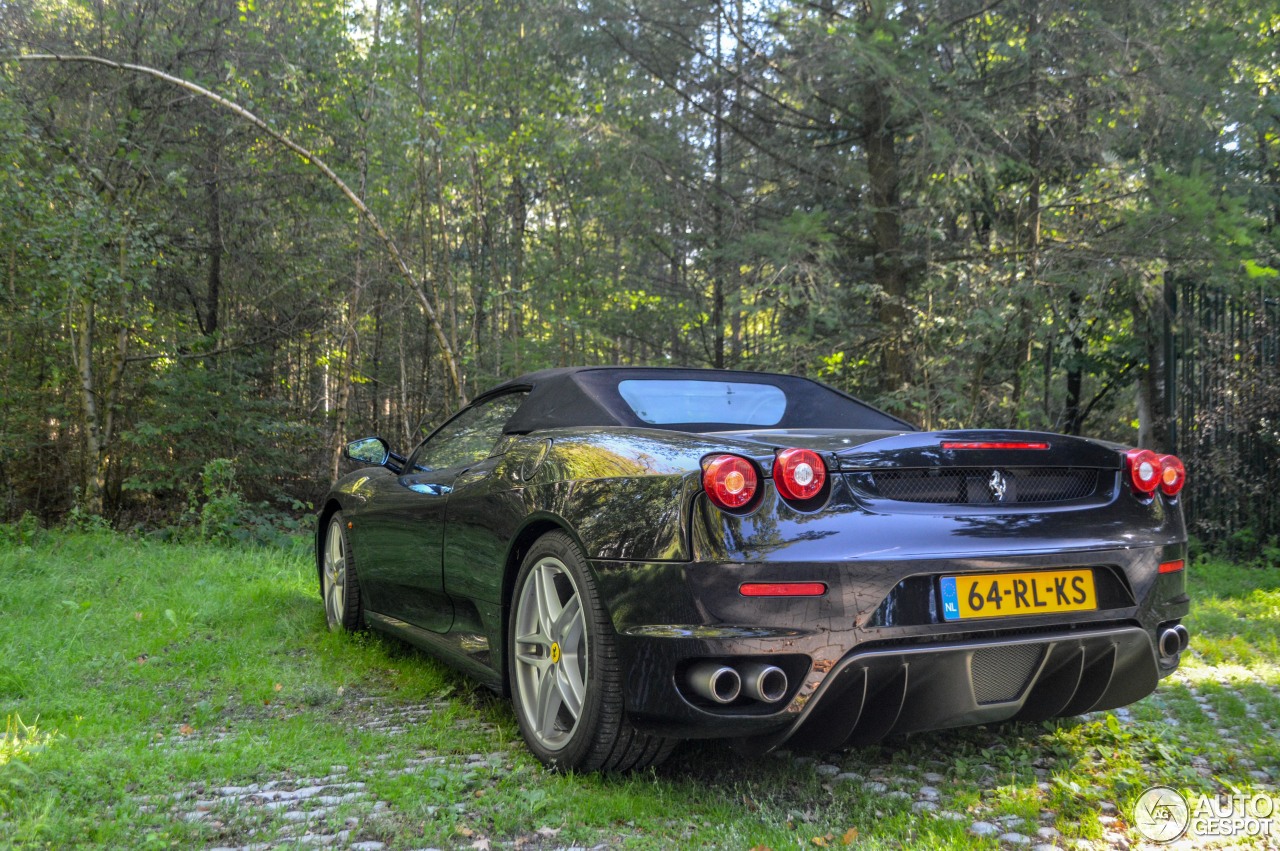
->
940;569;1096;621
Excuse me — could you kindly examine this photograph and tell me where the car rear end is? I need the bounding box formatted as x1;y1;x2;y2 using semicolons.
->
605;429;1189;750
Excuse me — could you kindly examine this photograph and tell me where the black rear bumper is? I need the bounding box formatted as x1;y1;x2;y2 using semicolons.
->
616;622;1172;745
599;543;1188;744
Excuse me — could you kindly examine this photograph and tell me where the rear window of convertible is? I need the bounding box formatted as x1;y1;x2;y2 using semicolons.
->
617;379;788;426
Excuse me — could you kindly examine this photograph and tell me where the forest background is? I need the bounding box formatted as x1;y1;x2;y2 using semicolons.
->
1;0;1277;553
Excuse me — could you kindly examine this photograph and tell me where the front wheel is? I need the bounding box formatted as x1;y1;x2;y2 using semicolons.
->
508;531;675;772
321;512;364;632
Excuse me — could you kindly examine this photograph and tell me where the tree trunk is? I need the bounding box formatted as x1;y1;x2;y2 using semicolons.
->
71;295;104;514
711;5;726;369
204;139;223;337
1134;285;1173;451
329;0;382;483
860;77;908;398
510;169;526;375
1062;289;1085;435
1012;0;1041;426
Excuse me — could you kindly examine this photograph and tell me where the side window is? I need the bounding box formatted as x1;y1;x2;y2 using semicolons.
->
408;393;526;473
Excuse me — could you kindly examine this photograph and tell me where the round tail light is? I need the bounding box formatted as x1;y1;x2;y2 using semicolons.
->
702;454;759;510
1126;448;1161;495
1159;454;1186;496
773;448;827;502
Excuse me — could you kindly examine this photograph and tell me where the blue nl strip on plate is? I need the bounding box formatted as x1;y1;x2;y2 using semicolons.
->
940;576;960;622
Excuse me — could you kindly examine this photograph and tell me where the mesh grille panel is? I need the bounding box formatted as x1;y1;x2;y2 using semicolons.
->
852;467;1101;504
971;645;1044;704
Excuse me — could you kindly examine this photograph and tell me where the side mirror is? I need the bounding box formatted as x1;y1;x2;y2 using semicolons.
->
344;437;391;467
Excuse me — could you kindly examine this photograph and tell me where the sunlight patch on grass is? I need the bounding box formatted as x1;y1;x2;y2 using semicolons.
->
1183;558;1280;686
0;715;55;767
1175;662;1280;687
0;714;58;815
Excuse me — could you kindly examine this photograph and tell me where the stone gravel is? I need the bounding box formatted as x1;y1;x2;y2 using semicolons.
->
148;676;1275;850
140;697;490;850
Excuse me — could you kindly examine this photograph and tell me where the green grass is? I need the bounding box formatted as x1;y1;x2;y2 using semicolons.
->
0;531;1276;849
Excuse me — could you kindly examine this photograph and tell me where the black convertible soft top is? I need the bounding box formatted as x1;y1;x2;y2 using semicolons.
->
478;366;916;434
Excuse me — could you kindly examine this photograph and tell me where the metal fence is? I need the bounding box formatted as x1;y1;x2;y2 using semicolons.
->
1173;280;1280;552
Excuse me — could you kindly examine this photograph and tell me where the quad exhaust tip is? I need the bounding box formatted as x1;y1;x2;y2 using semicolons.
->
687;661;742;704
686;661;789;705
739;662;789;704
1159;624;1191;658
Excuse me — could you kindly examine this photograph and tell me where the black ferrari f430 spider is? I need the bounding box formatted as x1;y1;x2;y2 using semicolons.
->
316;367;1189;771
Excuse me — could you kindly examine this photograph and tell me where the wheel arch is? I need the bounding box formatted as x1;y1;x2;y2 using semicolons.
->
500;512;592;606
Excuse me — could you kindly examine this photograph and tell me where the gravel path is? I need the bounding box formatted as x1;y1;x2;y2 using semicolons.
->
144;678;1276;850
140;698;503;850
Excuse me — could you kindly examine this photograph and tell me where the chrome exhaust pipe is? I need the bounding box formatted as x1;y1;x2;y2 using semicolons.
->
738;662;788;704
1174;623;1190;652
1158;627;1182;658
687;661;742;704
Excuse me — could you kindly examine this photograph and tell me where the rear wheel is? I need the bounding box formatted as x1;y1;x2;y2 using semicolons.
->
322;512;364;632
508;531;675;771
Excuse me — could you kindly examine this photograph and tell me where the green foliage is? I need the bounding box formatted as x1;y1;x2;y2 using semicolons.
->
1213;524;1280;563
121;359;315;502
63;500;113;534
0;513;42;548
175;459;311;549
191;459;246;544
0;0;1276;548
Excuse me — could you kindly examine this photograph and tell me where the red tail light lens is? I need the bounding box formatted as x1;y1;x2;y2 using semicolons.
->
702;454;759;510
1126;448;1161;495
773;448;827;502
1159;454;1186;496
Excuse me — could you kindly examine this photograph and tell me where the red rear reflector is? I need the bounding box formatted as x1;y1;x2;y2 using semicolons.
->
1158;559;1185;574
739;582;828;597
941;441;1050;451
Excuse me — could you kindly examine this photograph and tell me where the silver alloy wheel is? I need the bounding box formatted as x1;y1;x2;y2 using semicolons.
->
513;555;589;751
323;519;347;630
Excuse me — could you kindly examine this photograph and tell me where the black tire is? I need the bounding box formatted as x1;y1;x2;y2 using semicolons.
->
508;531;676;772
321;512;364;632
